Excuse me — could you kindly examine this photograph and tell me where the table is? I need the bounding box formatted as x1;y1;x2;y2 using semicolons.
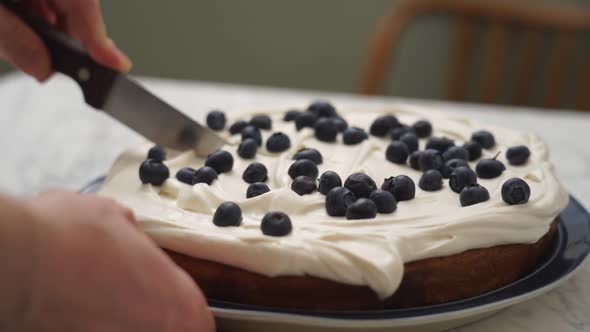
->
0;73;588;331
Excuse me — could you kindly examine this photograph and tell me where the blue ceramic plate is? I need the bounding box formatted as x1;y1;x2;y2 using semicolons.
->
82;178;590;331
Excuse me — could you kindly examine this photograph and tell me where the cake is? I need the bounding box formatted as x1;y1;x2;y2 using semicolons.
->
99;102;568;310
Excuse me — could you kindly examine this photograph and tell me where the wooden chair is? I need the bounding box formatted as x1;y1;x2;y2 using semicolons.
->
360;0;590;110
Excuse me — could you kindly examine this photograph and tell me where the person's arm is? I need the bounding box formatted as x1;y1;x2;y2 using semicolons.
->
0;191;214;331
0;195;38;331
0;0;131;81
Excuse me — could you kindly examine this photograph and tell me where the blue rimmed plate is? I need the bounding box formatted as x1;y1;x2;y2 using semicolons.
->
81;177;590;332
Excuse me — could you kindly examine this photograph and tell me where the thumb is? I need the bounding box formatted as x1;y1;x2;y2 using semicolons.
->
0;4;51;81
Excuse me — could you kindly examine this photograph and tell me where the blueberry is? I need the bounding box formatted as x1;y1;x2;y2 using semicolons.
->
441;158;469;178
266;132;291;152
368;189;397;213
419;170;443;191
443;146;469;161
346;198;378;220
370;115;400;137
418;149;443;171
283;110;301;122
242;162;268;183
501;178;531;205
147;145;166;161
192;166;218;185
412;120;432;138
319;171;342;195
291;176;318;195
389;125;415;140
250;114;272;130
288;159;319;180
409;150;423;170
213;202;242;227
139;159;170;185
314;118;338;142
344;173;377;198
400;133;419;153
471;130;495;149
381;175;416;201
246;182;270;199
386;141;410;164
261;211;293;236
325;187;356;216
426;137;455;153
460;184;490;207
292;148;323;165
332;116;348;132
205;150;234;173
241;125;262;146
506;145;531;166
229;120;249;135
175;167;196;185
238;138;258;159
475;158;506;179
463;140;483;161
449;166;477;193
307;101;337;118
206;110;226;131
295;111;319;130
343;127;368;145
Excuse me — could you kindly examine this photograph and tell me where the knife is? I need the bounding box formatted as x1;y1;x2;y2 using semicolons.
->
0;0;225;156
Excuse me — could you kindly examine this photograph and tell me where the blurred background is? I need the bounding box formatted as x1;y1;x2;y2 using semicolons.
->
0;0;589;109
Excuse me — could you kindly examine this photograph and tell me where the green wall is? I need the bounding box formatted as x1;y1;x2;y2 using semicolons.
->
99;0;395;92
1;0;589;107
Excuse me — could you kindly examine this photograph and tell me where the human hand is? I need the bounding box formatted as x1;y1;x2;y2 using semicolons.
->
4;191;214;331
0;0;132;81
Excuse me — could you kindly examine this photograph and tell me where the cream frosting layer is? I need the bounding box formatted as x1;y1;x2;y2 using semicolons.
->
99;104;569;299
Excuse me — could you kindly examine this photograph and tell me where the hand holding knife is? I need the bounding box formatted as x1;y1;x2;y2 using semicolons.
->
0;0;225;155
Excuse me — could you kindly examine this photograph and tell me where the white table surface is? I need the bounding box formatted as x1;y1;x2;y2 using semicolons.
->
0;73;588;331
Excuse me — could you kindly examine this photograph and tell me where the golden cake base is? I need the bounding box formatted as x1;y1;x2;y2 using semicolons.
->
165;219;558;311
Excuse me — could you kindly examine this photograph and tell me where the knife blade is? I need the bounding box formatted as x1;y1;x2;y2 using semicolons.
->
102;75;226;155
0;0;225;155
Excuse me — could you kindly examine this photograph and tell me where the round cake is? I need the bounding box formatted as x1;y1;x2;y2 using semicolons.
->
99;102;568;310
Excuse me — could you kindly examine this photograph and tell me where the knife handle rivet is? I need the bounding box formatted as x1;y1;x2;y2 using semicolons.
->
77;67;91;82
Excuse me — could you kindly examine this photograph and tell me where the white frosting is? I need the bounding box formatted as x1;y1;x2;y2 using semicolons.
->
99;105;569;299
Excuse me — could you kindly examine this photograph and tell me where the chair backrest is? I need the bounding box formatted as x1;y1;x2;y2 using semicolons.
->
360;0;590;110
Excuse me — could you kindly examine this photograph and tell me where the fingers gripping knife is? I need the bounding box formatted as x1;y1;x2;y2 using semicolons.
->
0;0;225;155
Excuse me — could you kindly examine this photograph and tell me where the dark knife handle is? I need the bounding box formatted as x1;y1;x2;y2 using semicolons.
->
0;0;118;109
